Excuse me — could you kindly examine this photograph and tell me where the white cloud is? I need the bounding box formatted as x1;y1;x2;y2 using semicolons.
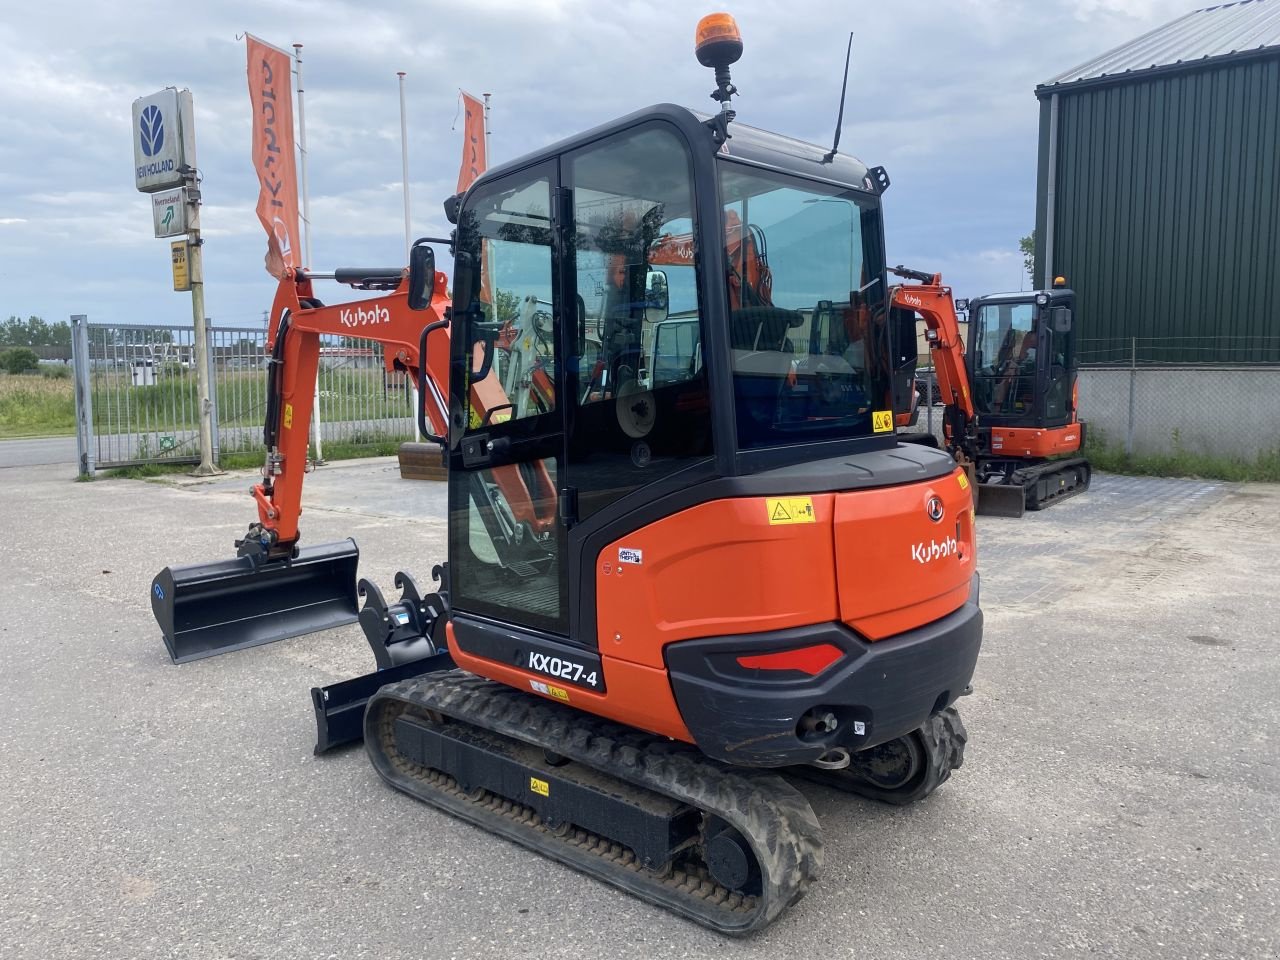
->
0;0;1201;322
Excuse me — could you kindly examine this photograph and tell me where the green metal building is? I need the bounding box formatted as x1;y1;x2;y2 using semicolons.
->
1033;0;1280;365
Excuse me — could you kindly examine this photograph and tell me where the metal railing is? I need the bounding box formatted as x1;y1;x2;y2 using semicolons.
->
72;317;417;477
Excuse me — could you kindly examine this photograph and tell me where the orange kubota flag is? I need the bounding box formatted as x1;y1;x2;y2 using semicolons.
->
246;35;301;278
456;91;487;193
456;91;491;302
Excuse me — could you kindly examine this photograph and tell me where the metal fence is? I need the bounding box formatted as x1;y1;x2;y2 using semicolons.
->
71;316;417;476
1075;338;1280;460
900;339;1280;461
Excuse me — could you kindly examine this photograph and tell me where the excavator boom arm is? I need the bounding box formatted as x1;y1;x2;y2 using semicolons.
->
254;269;452;553
888;271;975;426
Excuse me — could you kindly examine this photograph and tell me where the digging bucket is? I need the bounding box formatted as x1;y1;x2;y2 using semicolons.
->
151;539;360;663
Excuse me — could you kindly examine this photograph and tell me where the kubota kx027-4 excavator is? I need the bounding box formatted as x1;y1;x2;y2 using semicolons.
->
151;15;981;933
890;267;1091;517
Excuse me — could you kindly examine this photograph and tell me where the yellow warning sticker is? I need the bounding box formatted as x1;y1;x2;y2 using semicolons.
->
530;777;550;797
283;403;294;430
766;497;816;525
957;473;970;490
530;680;572;702
872;410;894;433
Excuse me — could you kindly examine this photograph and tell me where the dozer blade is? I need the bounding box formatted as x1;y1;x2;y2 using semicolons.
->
310;651;453;754
151;539;360;664
975;482;1027;518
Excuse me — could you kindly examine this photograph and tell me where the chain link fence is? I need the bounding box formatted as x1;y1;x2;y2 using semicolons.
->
1077;338;1280;460
72;317;417;476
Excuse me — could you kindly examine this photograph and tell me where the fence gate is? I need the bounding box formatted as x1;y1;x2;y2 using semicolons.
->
71;316;418;477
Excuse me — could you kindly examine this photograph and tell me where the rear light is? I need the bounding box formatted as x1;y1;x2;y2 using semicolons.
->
736;643;843;676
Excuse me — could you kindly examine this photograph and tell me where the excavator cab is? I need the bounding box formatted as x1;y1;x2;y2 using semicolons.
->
966;287;1078;432
437;105;916;648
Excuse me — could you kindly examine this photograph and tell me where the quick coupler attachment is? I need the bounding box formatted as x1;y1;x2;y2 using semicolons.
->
311;567;452;753
150;538;360;664
358;571;446;669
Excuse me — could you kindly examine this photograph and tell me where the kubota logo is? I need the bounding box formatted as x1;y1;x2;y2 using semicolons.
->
902;292;923;308
911;536;958;565
340;304;391;328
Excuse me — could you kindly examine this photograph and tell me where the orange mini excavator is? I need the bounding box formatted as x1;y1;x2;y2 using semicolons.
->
889;266;1090;517
151;15;981;934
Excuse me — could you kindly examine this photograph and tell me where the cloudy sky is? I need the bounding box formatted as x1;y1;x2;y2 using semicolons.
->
1;0;1199;329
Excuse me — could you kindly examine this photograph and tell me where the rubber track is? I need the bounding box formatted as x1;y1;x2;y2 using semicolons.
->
800;706;968;806
1020;457;1091;512
364;671;823;934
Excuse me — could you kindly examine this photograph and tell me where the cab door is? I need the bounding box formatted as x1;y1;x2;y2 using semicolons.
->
446;161;569;637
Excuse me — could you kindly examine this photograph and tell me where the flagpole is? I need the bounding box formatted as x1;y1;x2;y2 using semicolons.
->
398;72;412;260
293;41;323;464
399;71;423;439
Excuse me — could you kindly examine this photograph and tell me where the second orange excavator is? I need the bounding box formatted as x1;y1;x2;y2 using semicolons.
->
891;266;1090;517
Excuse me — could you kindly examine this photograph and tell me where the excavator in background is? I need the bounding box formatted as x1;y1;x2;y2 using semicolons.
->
151;14;982;934
890;266;1090;518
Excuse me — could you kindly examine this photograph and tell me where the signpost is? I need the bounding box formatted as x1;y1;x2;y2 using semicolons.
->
132;87;215;475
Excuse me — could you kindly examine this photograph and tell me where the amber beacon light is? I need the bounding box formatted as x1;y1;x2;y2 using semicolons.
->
695;13;743;67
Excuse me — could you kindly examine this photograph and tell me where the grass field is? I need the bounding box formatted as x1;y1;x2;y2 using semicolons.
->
0;371;76;438
0;367;412;439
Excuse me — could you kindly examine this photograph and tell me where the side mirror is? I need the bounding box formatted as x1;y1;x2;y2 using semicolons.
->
407;242;436;311
954;297;969;313
1050;305;1072;333
645;269;669;323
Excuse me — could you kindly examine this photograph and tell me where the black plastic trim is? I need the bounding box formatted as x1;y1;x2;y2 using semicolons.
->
453;613;606;692
665;576;982;767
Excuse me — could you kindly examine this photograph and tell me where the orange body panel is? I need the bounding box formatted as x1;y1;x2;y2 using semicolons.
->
596;497;839;670
990;425;1082;458
833;467;975;639
455;476;974;740
447;623;694;743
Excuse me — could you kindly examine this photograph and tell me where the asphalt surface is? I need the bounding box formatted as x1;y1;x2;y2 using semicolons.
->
0;460;1276;960
0;435;77;467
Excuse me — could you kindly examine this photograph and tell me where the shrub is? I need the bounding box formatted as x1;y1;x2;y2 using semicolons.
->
0;347;39;374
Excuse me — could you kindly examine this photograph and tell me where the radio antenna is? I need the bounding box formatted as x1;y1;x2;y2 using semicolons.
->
822;33;854;163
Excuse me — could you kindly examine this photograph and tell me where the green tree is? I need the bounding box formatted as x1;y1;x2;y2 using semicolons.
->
1019;232;1036;286
1;347;40;374
25;316;49;346
1;316;26;346
46;321;72;349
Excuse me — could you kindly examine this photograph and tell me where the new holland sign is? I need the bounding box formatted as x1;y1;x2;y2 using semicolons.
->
132;89;196;193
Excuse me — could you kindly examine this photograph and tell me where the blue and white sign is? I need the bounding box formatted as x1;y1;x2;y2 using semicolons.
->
131;88;196;193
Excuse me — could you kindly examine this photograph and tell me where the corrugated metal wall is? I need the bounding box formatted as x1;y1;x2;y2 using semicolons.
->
1035;54;1280;364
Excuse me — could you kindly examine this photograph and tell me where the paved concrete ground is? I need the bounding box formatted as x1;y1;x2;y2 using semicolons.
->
0;435;78;467
0;460;1276;960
